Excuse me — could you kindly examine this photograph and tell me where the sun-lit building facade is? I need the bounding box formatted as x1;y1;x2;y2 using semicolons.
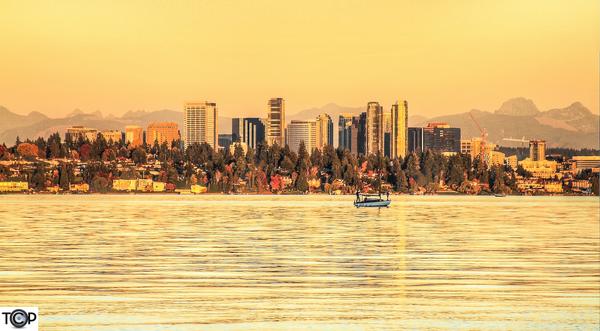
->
519;158;559;179
315;113;333;150
390;100;408;159
125;125;144;147
101;130;122;143
267;98;285;146
66;126;99;142
529;140;546;161
183;102;218;149
146;122;180;146
366;102;384;155
287;120;316;154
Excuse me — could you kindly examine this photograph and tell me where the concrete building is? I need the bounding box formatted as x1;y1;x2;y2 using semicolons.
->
519;158;559;179
183;101;218;149
461;137;502;165
146;122;180;146
390;100;408;159
529;140;546;161
315;113;333;150
490;151;506;166
366;102;384;155
572;156;600;172
471;138;491;161
101;130;122;143
125;125;144;147
66;126;99;142
460;139;472;155
287;120;316;154
267;98;285;146
506;155;518;170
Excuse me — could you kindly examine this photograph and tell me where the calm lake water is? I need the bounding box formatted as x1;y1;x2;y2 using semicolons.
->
0;195;598;330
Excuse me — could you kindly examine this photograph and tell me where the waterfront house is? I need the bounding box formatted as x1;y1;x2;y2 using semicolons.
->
0;181;29;192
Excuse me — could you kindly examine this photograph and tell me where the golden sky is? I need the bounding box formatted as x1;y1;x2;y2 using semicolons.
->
0;0;598;118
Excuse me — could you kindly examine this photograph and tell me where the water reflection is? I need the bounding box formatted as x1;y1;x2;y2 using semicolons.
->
0;195;598;330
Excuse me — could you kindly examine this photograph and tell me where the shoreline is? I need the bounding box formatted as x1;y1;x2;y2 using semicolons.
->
0;191;594;197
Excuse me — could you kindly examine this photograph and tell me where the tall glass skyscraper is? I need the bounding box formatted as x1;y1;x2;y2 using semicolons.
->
390;100;408;159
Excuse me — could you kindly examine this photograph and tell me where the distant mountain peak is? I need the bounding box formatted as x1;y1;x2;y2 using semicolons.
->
569;101;584;108
67;109;84;117
91;110;103;118
0;106;11;115
27;111;48;120
495;97;540;116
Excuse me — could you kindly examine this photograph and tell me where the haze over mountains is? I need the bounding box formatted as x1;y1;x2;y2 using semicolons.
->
0;97;598;149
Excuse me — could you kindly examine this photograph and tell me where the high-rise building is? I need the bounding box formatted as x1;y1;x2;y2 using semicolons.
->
66;126;99;142
232;118;242;142
267;98;285;146
125;125;144;147
408;127;424;154
422;123;461;153
338;113;353;150
390;100;408;159
382;109;393;157
241;118;266;150
366;102;384;155
529;140;546;161
146;122;180;146
101;130;122;143
357;113;367;155
462;137;501;165
183;101;218;149
287;120;316;153
315;113;333;150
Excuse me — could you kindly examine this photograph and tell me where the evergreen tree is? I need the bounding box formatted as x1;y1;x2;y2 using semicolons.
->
29;163;47;190
404;152;421;180
131;147;147;165
446;154;465;187
295;170;309;193
310;148;323;169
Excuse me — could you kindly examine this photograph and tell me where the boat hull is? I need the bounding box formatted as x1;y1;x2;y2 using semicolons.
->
354;200;391;208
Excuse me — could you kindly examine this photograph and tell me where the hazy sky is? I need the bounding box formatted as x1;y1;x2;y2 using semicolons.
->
0;0;598;118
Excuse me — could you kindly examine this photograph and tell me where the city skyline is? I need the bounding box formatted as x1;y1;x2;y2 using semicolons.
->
1;2;598;330
0;1;598;118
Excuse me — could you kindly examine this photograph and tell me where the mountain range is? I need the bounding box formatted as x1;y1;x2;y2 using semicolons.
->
418;98;599;149
0;97;598;149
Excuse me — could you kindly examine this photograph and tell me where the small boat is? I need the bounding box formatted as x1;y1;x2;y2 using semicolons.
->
494;193;506;197
354;193;391;208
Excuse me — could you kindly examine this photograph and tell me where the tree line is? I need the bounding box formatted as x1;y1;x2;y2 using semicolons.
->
0;133;597;195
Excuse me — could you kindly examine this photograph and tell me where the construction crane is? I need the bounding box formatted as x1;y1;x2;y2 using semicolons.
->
502;137;529;147
469;112;488;163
